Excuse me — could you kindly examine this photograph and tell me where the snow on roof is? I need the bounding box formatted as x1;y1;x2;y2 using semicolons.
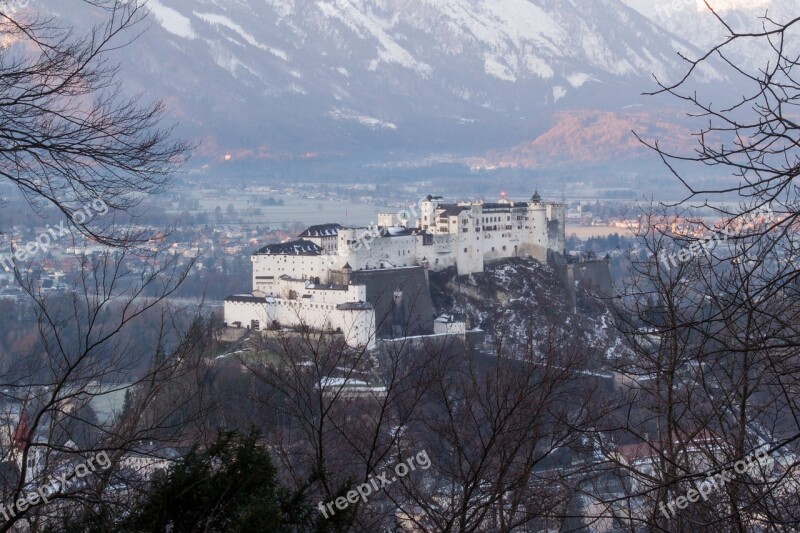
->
254;239;322;256
299;223;344;238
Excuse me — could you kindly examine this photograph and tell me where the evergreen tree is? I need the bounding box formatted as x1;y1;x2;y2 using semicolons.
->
55;428;350;532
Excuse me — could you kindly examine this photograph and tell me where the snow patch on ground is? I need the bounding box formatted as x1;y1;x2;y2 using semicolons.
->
288;83;307;95
484;56;517;82
417;0;561;80
209;41;244;77
317;1;432;77
269;47;289;61
148;0;196;39
264;0;295;18
329;108;397;130
552;85;567;102
481;0;566;49
566;72;593;88
195;12;288;60
524;55;554;79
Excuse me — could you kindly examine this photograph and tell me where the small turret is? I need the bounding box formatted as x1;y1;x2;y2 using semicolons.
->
531;190;541;203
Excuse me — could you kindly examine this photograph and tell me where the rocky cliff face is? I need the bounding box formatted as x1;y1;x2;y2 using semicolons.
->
428;257;622;364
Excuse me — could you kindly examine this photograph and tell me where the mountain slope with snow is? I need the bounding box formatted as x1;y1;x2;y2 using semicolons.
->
33;0;748;170
621;0;800;70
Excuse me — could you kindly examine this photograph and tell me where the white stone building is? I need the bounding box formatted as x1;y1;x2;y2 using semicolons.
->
330;192;564;275
225;193;564;348
225;273;376;350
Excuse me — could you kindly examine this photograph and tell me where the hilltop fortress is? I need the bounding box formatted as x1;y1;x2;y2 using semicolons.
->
224;193;565;349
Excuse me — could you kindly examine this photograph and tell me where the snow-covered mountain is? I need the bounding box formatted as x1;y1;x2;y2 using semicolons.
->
34;0;775;171
622;0;800;72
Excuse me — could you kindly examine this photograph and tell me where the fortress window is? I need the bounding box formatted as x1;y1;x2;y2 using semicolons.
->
464;248;467;253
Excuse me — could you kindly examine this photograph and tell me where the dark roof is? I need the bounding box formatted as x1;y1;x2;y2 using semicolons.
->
382;227;418;237
337;302;374;311
254;239;322;256
435;313;465;322
531;190;541;202
225;294;264;304
482;202;516;210
299;223;343;238
307;283;349;291
437;204;471;218
279;274;306;282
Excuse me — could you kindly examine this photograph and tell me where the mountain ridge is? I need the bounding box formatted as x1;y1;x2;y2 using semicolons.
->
28;0;781;174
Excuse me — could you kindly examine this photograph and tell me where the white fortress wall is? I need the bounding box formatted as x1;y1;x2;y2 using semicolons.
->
225;280;376;349
429;233;459;272
273;277;367;303
546;203;567;253
252;253;331;294
224;296;271;330
520;205;549;261
264;299;375;349
337;228;420;270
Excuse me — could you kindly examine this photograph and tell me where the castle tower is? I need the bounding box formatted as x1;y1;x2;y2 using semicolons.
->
342;262;352;285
